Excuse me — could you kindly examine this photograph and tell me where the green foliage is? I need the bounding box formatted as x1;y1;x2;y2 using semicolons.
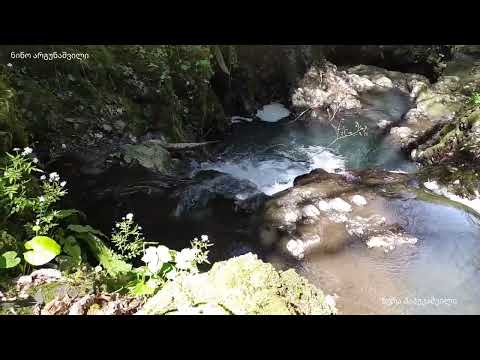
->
110;213;144;260
68;224;132;277
23;236;61;266
0;147;122;275
0;71;27;151
471;92;480;106
0;45;225;145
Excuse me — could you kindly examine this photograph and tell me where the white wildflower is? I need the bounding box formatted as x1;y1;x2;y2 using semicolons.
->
165;268;177;281
35;219;40;225
60;181;67;187
156;245;172;263
201;235;209;242
49;172;60;182
7;63;12;68
138;226;142;230
115;223;120;228
142;246;161;274
12;147;20;151
38;196;45;202
125;213;134;221
40;175;46;181
324;295;336;308
21;147;33;156
175;248;197;270
33;158;39;164
94;265;103;273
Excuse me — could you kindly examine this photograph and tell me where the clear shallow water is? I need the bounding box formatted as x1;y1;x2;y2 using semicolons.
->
281;199;480;314
191;90;480;314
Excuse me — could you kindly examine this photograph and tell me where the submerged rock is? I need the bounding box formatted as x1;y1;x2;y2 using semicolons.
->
260;168;420;258
366;232;418;253
137;253;337;315
173;170;263;217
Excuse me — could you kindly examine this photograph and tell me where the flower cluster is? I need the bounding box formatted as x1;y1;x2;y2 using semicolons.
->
141;245;173;274
140;234;212;281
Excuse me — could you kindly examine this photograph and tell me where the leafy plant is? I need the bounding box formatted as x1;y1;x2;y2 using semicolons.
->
471;92;480;106
0;146;106;273
110;213;144;260
68;224;132;277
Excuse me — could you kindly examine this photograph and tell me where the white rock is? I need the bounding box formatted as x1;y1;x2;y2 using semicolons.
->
302;205;320;219
284;210;298;224
453;179;460;185
377;119;392;129
373;76;393;88
410;148;417;160
390;126;413;139
31;268;62;281
16;275;33;288
351;195;367;206
286;239;305;259
366;233;417;253
424;181;439;191
329;198;352;212
316;200;331;212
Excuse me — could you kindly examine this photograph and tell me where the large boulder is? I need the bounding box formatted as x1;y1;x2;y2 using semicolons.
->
292;62;362;113
136;252;337;315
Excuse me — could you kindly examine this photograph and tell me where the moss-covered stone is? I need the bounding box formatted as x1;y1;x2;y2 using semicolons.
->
122;140;171;173
137;253;337;315
416;107;480;164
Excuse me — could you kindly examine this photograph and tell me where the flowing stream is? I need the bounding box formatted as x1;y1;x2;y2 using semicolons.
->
65;89;480;314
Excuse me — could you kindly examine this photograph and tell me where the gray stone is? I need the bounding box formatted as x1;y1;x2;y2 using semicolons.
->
122;140;171;173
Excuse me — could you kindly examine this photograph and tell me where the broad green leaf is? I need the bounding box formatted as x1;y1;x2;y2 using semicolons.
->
54;209;86;220
59;235;82;260
76;232;131;276
0;251;21;269
23;236;62;266
67;224;105;238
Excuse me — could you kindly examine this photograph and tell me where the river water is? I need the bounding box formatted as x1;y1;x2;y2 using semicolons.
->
66;89;480;314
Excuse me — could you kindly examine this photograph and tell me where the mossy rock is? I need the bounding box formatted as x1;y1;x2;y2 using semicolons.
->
122;140;171;173
137;253;337;315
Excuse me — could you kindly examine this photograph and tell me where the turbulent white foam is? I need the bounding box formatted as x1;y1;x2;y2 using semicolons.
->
256;103;291;122
196;145;345;196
